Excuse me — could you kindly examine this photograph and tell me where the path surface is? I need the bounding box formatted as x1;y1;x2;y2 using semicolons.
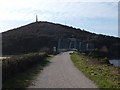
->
28;51;97;88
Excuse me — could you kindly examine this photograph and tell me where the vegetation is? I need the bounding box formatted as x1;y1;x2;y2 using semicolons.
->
2;52;49;88
2;21;120;59
70;52;120;89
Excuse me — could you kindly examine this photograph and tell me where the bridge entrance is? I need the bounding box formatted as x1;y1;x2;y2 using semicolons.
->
57;38;94;53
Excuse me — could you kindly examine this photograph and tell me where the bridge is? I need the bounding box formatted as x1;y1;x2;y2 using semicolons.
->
56;38;94;53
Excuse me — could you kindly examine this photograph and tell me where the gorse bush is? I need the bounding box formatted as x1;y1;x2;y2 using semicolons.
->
2;52;48;82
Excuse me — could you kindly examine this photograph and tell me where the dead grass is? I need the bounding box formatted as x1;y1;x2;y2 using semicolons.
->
71;52;120;88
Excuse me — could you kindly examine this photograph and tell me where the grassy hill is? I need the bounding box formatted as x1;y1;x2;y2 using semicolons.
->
2;21;120;58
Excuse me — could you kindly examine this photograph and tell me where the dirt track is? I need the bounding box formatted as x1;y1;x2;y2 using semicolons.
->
28;51;97;88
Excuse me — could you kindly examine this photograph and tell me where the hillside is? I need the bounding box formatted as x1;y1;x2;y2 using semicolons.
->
2;21;120;58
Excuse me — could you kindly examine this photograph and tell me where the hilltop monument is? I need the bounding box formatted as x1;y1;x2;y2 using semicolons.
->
36;15;38;22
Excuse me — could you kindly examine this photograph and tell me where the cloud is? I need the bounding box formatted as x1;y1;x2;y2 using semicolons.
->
0;0;118;37
0;1;117;21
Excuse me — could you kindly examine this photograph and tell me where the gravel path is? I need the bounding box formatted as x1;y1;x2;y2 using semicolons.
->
28;51;97;88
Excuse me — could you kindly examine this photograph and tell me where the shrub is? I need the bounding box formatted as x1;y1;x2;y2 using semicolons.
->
39;47;51;54
99;57;109;64
2;52;48;82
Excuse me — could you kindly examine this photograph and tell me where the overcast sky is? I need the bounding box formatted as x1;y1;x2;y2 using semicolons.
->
0;0;119;37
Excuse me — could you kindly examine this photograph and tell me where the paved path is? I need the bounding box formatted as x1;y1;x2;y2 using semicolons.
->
28;51;97;88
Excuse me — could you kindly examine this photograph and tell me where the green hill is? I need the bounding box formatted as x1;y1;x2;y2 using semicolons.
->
2;21;120;58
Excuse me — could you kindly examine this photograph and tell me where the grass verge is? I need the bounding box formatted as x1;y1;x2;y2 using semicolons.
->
2;53;53;89
70;52;120;89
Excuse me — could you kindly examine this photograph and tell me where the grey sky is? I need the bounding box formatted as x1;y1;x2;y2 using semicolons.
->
0;0;119;37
